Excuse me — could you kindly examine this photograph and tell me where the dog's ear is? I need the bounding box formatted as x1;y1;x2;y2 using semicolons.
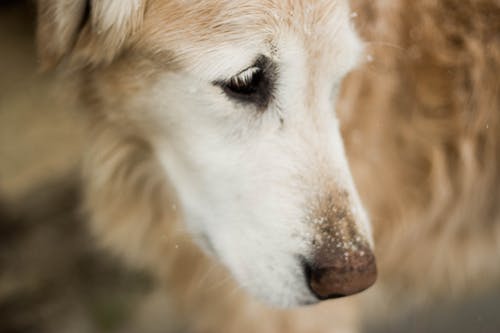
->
36;0;145;70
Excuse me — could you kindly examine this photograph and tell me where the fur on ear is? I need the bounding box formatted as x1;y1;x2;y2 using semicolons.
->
36;0;146;69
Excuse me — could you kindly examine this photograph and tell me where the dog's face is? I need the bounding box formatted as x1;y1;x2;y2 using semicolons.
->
38;0;376;307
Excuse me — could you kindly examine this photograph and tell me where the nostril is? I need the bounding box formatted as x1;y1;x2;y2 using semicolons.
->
304;264;346;300
304;248;377;300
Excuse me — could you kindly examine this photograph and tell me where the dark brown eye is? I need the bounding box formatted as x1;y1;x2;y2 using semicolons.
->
215;55;276;110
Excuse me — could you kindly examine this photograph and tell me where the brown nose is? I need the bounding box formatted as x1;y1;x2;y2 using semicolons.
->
305;247;377;300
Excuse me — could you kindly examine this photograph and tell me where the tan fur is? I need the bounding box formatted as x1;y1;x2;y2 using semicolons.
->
36;0;500;331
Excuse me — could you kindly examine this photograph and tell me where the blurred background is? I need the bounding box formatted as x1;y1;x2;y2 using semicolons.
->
0;1;499;333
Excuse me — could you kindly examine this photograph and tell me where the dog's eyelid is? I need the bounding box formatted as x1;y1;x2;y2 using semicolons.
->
230;66;262;85
211;54;276;110
216;54;269;83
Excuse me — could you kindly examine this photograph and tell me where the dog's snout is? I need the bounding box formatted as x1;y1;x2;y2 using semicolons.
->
305;247;377;300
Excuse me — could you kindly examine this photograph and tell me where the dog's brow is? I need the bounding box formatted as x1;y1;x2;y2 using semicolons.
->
182;45;270;81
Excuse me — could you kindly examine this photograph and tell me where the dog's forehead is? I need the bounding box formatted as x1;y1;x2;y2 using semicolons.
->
140;0;357;78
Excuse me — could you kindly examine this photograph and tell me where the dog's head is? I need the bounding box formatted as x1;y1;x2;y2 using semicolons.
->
37;0;376;306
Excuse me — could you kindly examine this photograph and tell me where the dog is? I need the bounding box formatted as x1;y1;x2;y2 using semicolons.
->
36;0;500;332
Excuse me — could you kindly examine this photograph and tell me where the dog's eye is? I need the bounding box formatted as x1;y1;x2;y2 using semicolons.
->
225;67;263;96
216;55;275;110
